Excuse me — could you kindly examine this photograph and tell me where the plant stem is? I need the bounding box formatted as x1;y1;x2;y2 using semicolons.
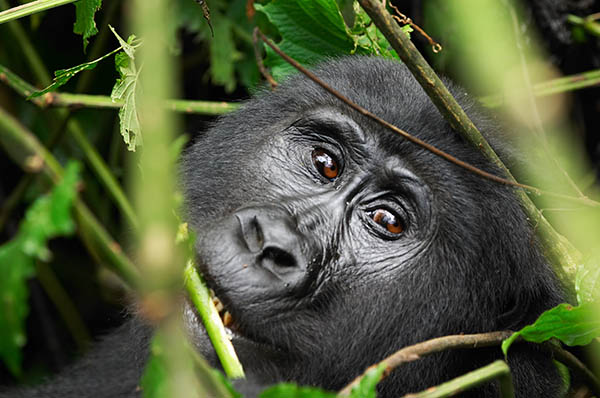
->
0;64;239;115
401;361;514;398
184;262;245;379
568;14;600;37
0;0;77;25
357;0;580;288
339;331;512;395
0;106;140;287
480;69;600;108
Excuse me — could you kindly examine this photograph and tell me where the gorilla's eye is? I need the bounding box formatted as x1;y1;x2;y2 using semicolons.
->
368;209;404;235
311;148;340;181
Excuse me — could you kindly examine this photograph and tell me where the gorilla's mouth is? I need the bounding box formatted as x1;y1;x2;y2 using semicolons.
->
210;290;235;331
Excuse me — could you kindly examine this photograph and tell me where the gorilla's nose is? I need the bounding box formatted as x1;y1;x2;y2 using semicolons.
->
235;206;308;287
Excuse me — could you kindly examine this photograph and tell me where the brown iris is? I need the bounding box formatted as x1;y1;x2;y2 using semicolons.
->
311;148;339;181
370;209;404;234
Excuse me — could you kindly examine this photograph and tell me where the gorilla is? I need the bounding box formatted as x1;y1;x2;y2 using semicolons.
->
2;56;565;397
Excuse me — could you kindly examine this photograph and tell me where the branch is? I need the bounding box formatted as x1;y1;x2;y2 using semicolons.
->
0;65;239;115
355;0;582;288
339;332;512;396
0;0;77;25
0;106;140;287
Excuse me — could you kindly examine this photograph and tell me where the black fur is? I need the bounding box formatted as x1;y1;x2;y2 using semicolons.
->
2;57;565;397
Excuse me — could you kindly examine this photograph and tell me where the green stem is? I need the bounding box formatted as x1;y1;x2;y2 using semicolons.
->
0;65;239;115
184;262;245;379
480;69;600;108
0;0;51;84
568;14;600;37
402;361;514;398
0;0;78;25
0;106;140;287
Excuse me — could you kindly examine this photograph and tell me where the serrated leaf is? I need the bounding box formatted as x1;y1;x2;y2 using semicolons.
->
575;255;600;304
349;364;386;398
111;46;141;151
502;303;600;356
73;0;103;52
259;383;337;398
255;0;356;80
0;162;80;376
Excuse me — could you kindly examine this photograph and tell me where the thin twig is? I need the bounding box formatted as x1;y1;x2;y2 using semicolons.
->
252;27;278;89
388;3;442;53
254;28;600;209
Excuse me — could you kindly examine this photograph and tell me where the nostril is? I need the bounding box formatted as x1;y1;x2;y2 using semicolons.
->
261;247;297;269
237;214;265;252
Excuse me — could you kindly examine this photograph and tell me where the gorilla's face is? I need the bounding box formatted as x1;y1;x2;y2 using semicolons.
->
182;57;562;392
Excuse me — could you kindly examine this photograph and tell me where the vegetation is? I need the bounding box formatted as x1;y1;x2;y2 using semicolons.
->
0;0;598;396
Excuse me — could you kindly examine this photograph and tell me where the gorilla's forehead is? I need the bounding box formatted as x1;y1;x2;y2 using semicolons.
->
255;57;474;161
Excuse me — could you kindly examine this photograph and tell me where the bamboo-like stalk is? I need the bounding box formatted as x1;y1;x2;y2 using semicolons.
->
0;0;77;25
184;262;245;379
399;361;514;398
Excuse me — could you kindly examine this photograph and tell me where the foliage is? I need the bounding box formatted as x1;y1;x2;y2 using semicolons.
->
502;303;600;355
110;28;141;151
73;0;103;52
0;162;80;376
255;0;402;80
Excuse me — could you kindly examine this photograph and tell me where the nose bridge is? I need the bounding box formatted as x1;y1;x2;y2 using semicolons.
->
296;173;368;232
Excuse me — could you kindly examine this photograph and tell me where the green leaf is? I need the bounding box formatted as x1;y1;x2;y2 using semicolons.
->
255;0;356;80
350;7;400;59
28;48;118;99
259;383;337;398
349;364;386;398
0;162;80;376
110;27;141;151
575;255;600;304
73;0;103;52
502;303;600;356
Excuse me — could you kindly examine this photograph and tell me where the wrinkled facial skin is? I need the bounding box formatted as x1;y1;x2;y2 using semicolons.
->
182;57;564;397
